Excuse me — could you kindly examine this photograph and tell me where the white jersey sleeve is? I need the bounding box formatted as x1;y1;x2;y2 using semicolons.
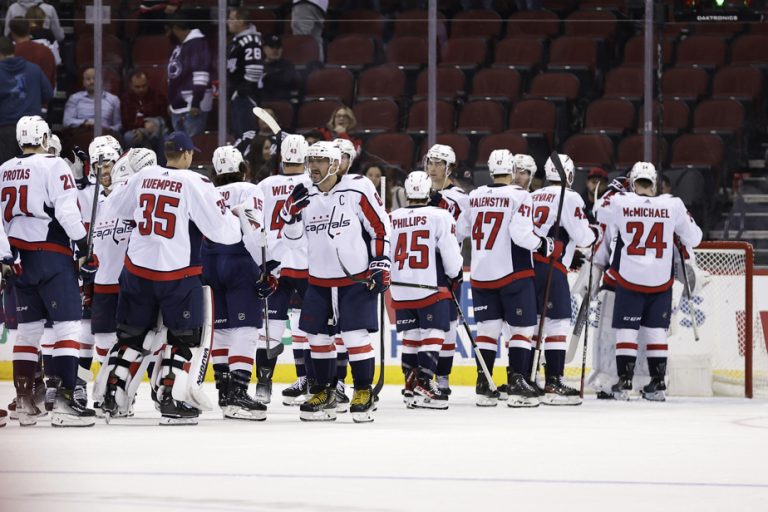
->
353;175;391;259
439;185;470;242
0;219;11;259
532;186;596;268
509;190;541;251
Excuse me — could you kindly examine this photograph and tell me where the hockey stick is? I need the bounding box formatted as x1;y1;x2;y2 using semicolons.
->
252;107;281;135
450;289;497;392
262;229;284;360
676;240;700;342
373;175;387;397
530;151;568;383
392;281;438;291
566;299;588;364
86;154;103;258
579;247;596;398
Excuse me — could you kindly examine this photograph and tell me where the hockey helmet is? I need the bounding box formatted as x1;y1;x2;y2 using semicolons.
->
513;153;536;190
488;149;515;176
404;171;432;200
212;145;244;175
127;147;157;172
424;144;456;168
307;141;341;164
48;134;62;157
544;153;575;187
16;115;50;150
629;161;657;194
333;138;357;167
281;134;309;164
89;136;121;165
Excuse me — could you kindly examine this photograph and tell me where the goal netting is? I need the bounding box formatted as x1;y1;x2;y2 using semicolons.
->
565;241;767;398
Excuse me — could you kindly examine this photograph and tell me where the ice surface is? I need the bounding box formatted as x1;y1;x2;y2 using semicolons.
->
1;382;767;512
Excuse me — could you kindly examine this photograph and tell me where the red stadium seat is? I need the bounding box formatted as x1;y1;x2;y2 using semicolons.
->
693;99;745;136
406;100;455;134
303;68;355;106
326;36;376;70
661;67;709;102
492;37;544;72
393;9;447;38
730;35;768;66
261;101;295;132
712;66;763;102
507;99;557;147
282;35;321;69
562;134;614;168
337;9;387;39
440;37;488;69
616;135;669;170
675;35;726;69
192;132;219;166
638;99;691;135
414;67;466;101
584;99;635;136
527;72;580;102
419;133;472;163
357;66;406;100
475;133;529;167
670;134;725;176
457;100;505;135
564;10;616;39
506;10;560;39
296;100;342;132
623;36;673;67
132;35;171;66
364;133;415;170
469;69;521;103
547;36;598;75
386;36;428;70
603;66;644;101
451;10;502;39
352;99;400;134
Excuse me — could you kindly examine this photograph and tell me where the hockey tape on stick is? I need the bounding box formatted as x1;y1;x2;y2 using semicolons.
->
252;107;281;135
566;299;588;364
450;290;497;392
531;151;568;382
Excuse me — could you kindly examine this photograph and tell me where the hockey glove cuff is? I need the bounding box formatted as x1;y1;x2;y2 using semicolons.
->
279;183;310;224
447;273;463;293
255;274;278;299
1;255;22;278
368;257;391;294
537;236;564;261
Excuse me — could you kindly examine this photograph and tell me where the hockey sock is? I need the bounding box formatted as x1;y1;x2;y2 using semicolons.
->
417;324;444;377
648;358;667;379
401;332;419;375
349;358;374;388
544;348;565;379
616;328;639;379
616;355;637;380
335;338;349;382
13;360;37;390
78;353;93;373
417;350;439;378
304;348;315;380
508;333;533;376
231;369;251;389
292;334;308;378
437;320;458;378
640;327;668;380
308;334;335;387
51;322;81;390
42;353;53;378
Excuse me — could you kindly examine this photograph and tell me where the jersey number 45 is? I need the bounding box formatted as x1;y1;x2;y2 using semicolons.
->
394;230;429;270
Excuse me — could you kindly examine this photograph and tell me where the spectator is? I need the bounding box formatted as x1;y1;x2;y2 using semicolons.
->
24;6;60;65
244;134;274;183
121;70;168;155
318;105;361;153
226;6;263;139
63;67;122;132
291;0;327;61
4;1;64;42
364;163;407;211
138;0;182;35
0;37;52;163
261;35;299;102
584;166;608;219
660;174;673;196
304;129;322;146
8;17;55;89
166;12;212;137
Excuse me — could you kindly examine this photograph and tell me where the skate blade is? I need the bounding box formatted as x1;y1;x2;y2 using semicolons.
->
254;396;272;405
299;409;337;422
541;394;583;406
506;396;540;408
281;396;305;406
475;396;498;407
336;404;349;413
612;391;631;401
51;413;96;427
498;394;509;401
224;408;267;421
641;391;666;402
351;411;374;423
411;399;448;410
159;416;198;426
18;413;38;426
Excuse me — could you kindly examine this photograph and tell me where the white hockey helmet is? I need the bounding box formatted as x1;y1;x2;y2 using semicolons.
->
212;145;244;175
545;153;575;187
127;147;157;172
48;134;62;157
307;141;341;164
333;138;357;167
424;143;456;168
488;149;515;176
16;115;50;150
89;136;121;165
281;134;309;164
404;171;432;200
513;153;536;190
629;161;658;194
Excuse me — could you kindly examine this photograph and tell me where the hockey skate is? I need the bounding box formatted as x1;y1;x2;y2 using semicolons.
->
51;388;96;427
15;376;45;426
44;377;61;412
254;367;273;405
159;395;200;426
224;385;267;421
350;387;375;423
436;375;452;396
542;376;582;406
412;376;449;410
0;409;6;428
611;377;633;401
640;377;667;402
527;377;545;397
73;377;88;408
402;370;417;408
215;372;231;408
497;383;509;401
335;381;350;413
100;376;134;423
282;376;309;406
299;385;337;422
8;377;46;420
506;373;540;408
475;372;499;407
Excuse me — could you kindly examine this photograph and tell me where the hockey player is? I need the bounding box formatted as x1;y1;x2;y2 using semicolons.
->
258;134;313;406
103;132;241;424
280;141;391;422
1;116;95;427
465;150;554;407
391;171;462;409
530;154;600;405
512;154;536;191
204;144;277;420
331;136;357;409
48;134;62;157
424;143;468;396
598;163;702;401
0;214;12;427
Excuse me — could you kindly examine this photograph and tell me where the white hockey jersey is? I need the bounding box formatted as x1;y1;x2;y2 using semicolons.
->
108;166;241;280
258;172;312;277
282;174;391;287
598;192;702;291
203;180;266;258
531;185;597;271
92;190;134;289
0;219;11;259
0;153;86;255
466;184;541;288
436;184;470;242
389;205;463;309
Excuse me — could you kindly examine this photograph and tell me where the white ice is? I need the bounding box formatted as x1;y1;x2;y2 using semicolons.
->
1;382;767;512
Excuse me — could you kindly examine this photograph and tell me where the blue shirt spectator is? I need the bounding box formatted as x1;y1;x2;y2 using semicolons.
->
63;67;122;132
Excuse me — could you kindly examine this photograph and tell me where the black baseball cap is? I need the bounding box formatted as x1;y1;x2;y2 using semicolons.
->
264;34;281;48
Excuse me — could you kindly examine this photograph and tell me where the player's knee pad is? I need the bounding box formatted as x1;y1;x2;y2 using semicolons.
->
212;328;233;367
476;319;502;352
340;329;373;361
231;326;258;355
335;336;347;354
419;328;444;353
441;321;458;357
401;329;420;355
52;320;80;342
507;324;534;350
17;320;45;346
615;328;639;357
80;319;94;344
40;327;55;355
289;309;304;334
639;327;667;358
542;318;569;351
308;333;336;360
266;319;287;345
168;328;203;348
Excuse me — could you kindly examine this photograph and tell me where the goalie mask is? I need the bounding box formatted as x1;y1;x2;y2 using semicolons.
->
488;149;515;176
16;115;50;150
212;145;244;175
404;171;432;200
545;153;575;187
629;161;657;195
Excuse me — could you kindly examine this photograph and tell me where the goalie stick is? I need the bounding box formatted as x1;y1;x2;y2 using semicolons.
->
578;180;601;397
676;240;700;341
530;151;568;383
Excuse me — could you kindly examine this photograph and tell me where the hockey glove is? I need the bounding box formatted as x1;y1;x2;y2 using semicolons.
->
537;236;564;261
447;272;463;293
79;253;99;281
255;274;278;299
428;190;447;209
1;255;22;278
569;250;585;271
279;183;310;224
368;257;391;294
